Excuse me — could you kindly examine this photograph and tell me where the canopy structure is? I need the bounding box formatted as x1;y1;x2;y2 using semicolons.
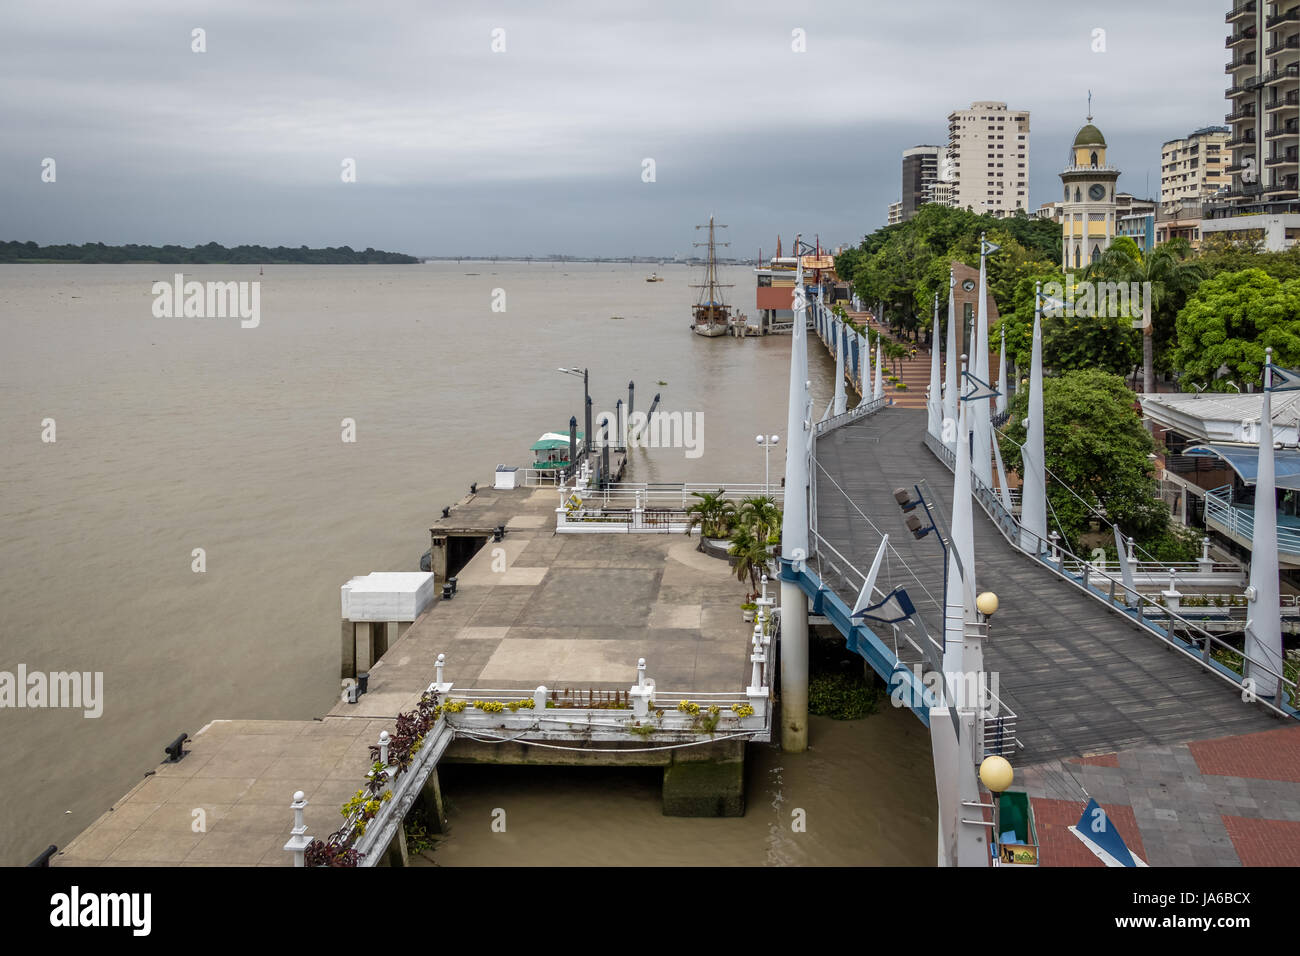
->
530;430;584;452
1185;443;1300;491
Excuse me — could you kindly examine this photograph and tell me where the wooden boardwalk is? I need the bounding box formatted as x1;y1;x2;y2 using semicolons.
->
813;407;1278;766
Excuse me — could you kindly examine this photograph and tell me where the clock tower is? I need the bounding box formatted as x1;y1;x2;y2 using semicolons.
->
1060;116;1120;271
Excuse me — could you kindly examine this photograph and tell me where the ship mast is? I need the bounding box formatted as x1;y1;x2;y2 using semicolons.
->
691;215;733;306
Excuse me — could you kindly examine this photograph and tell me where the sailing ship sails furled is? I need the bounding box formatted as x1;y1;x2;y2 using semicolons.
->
690;215;733;337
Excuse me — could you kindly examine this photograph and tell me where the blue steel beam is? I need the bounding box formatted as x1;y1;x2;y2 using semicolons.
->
780;558;935;725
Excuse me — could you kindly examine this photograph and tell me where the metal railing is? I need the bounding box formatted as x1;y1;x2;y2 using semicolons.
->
923;430;1299;718
1205;485;1300;556
814;396;888;436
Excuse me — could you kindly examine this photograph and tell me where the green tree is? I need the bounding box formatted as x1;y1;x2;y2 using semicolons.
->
1170;268;1300;391
1087;238;1205;393
999;369;1169;553
727;524;771;600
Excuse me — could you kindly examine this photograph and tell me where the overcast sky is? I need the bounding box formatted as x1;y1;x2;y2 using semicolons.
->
1;0;1232;258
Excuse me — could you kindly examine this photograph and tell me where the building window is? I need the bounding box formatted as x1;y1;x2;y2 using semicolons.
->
1090;151;1098;167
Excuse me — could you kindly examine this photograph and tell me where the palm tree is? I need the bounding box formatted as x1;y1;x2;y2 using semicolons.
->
727;524;771;600
684;489;736;549
1088;241;1204;395
737;495;782;548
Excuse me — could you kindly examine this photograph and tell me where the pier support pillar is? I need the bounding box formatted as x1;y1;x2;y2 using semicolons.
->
340;621;356;679
779;580;809;753
662;741;745;817
356;622;375;673
381;825;409;867
418;768;448;833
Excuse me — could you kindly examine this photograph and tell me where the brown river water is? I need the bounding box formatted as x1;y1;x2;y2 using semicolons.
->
0;262;935;865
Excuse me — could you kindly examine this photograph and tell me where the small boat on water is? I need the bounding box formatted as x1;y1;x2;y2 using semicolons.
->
690;215;734;337
530;428;585;481
646;273;664;282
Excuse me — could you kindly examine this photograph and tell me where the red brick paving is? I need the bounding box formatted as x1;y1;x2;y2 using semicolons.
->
1030;797;1147;867
1069;753;1121;768
1221;815;1300;866
1189;726;1300;783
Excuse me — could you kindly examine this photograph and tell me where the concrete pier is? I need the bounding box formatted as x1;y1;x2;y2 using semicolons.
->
52;480;766;866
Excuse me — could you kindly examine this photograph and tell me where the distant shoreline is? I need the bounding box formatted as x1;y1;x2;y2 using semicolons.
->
0;240;419;265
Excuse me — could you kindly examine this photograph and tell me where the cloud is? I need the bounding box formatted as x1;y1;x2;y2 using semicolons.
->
0;0;1235;255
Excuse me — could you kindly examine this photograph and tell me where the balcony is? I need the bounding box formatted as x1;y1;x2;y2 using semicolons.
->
1205;486;1300;563
1266;63;1300;85
1228;26;1258;47
1265;34;1300;55
1265;89;1300;110
1227;0;1257;21
1227;0;1256;21
1266;121;1299;139
1227;105;1259;121
1266;148;1299;167
1267;9;1300;29
1227;51;1258;71
1226;131;1258;147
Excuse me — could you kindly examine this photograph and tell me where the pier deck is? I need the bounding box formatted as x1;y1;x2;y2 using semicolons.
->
53;483;757;866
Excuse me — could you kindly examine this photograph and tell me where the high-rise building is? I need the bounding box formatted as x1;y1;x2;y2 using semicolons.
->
1204;0;1300;248
900;145;943;220
887;200;903;226
1161;127;1231;204
1060;117;1121;270
945;101;1031;217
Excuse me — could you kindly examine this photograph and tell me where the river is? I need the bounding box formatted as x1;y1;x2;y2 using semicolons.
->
0;261;935;865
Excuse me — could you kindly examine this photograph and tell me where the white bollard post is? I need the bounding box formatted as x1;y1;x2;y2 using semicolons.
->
378;730;390;767
1197;536;1214;574
534;685;549;716
283;790;312;867
435;653;445;686
1163;568;1182;613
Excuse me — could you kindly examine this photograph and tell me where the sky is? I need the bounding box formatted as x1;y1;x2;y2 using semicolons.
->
1;0;1234;258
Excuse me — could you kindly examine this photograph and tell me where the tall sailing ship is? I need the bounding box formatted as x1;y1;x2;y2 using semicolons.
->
690;215;733;337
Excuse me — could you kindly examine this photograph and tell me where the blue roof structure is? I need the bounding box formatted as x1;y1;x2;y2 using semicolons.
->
1185;444;1300;491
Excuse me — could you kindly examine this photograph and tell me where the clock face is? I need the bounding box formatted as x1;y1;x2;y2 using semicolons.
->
962;279;976;292
1089;184;1106;201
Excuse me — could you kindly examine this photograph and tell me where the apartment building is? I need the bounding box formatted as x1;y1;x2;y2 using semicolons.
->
1205;0;1300;248
1161;127;1231;203
945;101;1031;217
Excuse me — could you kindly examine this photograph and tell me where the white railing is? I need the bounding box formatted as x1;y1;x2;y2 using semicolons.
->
578;481;785;507
814;396;888;436
555;506;691;534
441;649;773;741
1205;485;1300;556
922;429;1299;718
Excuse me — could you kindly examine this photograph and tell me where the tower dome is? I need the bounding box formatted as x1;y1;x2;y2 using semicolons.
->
1073;123;1106;148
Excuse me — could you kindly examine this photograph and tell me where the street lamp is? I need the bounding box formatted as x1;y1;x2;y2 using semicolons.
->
756;434;780;494
557;367;591;466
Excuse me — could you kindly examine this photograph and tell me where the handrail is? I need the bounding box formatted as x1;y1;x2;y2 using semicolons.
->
922;429;1298;718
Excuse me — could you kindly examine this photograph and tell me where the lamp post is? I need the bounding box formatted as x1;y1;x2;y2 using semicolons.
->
558;367;591;465
756;434;780;494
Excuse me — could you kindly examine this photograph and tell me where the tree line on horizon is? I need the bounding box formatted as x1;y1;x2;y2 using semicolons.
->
0;240;420;264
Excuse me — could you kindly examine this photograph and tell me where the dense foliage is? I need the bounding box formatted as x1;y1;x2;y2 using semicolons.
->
834;205;1060;340
1170;268;1300;391
0;240;420;264
998;369;1174;554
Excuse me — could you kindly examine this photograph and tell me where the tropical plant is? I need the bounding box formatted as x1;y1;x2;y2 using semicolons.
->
1086;237;1205;392
684;488;736;547
728;524;772;599
737;495;782;546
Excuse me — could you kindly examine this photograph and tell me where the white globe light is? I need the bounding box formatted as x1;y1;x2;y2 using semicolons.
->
771;435;780;444
755;435;764;444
